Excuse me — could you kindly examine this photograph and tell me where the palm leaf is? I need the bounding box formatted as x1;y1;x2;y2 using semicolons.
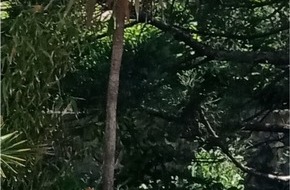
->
0;130;30;178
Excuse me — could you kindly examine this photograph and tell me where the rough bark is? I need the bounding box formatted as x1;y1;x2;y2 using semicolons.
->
102;0;125;189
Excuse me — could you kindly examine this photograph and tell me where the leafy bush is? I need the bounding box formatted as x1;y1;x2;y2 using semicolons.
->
188;148;244;190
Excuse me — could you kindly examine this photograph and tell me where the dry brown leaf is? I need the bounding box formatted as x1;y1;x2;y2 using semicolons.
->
32;4;44;13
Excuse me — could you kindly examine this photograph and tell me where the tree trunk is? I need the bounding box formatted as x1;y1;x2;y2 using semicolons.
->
102;1;125;190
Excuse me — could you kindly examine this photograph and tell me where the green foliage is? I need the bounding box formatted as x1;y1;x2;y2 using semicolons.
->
1;0;288;189
189;149;244;190
0;1;11;19
1;8;79;139
1;2;85;189
0;132;30;178
0;130;30;178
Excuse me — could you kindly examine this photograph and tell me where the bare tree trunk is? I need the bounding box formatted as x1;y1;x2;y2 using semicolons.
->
102;0;125;190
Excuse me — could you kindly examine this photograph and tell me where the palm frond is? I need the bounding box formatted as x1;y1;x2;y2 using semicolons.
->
0;130;30;178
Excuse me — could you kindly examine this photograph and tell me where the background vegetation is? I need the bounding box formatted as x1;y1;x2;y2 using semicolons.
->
1;0;289;189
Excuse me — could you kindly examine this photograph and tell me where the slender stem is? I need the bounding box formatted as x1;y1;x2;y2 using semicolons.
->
102;1;125;189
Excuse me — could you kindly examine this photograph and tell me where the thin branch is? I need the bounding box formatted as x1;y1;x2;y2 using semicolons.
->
64;0;75;17
145;19;289;66
172;56;213;72
84;18;288;66
141;106;180;122
242;122;290;133
247;136;286;150
259;109;273;123
242;108;270;123
198;109;290;182
44;0;55;10
167;54;211;74
223;0;282;9
140;107;290;133
192;25;288;40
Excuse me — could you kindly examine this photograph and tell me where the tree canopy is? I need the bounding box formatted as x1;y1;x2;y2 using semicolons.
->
1;0;289;190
